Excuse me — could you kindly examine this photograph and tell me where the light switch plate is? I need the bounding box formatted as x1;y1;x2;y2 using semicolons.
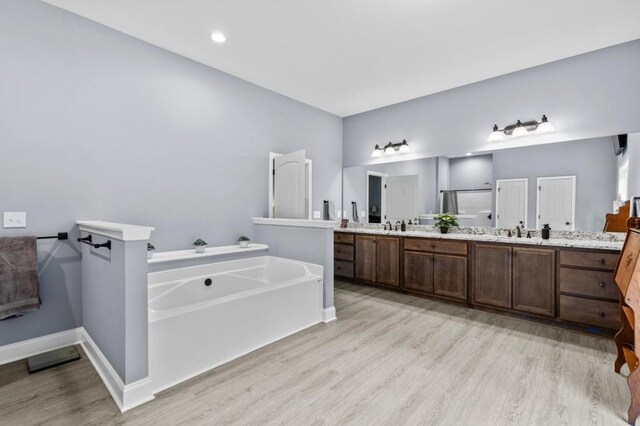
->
3;212;27;228
313;211;321;219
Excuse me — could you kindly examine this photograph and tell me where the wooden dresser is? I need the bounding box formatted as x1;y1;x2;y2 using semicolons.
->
613;218;640;424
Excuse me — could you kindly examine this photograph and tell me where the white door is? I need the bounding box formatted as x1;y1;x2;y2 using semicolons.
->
274;150;306;219
385;175;419;222
537;176;576;231
496;179;528;228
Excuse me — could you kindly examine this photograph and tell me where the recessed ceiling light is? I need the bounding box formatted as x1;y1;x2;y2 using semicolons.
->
210;32;226;43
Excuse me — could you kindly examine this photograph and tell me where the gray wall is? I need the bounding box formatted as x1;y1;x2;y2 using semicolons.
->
492;137;617;231
448;155;493;191
253;225;334;309
0;0;342;346
343;39;640;167
342;157;438;220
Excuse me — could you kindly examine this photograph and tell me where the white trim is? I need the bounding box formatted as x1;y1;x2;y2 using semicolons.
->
535;175;577;230
322;307;337;323
79;329;154;412
0;328;154;413
269;152;313;220
366;171;388;223
252;218;337;228
76;221;154;241
148;243;268;264
0;328;83;366
495;178;528;228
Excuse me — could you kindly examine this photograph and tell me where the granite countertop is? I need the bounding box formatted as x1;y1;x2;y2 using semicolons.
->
335;226;624;251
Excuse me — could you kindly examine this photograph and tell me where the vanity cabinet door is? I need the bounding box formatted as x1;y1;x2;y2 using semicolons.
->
434;255;467;301
474;244;512;308
376;237;400;287
512;247;556;317
404;251;434;293
355;235;377;282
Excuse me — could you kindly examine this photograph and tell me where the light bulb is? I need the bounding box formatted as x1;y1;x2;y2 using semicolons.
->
537;115;555;133
211;32;226;43
487;125;504;142
512;120;528;138
398;140;410;153
371;145;382;158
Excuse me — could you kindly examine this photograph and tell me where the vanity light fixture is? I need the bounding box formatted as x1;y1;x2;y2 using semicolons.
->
487;115;555;142
371;140;410;158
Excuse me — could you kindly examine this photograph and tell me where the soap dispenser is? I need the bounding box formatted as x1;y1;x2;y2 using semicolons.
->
541;224;551;240
401;220;406;232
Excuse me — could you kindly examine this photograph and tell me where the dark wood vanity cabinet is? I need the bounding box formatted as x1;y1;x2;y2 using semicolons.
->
404;251;434;293
473;244;512;308
512;247;555;317
354;235;400;287
433;254;467;300
336;230;622;333
403;238;468;300
473;244;556;316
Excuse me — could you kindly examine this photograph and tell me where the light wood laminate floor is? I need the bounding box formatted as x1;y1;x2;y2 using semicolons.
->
0;281;632;425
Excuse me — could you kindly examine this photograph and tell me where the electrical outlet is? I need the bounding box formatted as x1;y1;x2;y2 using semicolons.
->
3;212;26;228
361;210;366;217
313;211;321;219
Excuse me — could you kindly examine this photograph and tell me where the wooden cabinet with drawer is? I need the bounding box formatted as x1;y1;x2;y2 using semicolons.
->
334;232;355;278
403;238;468;300
559;248;621;329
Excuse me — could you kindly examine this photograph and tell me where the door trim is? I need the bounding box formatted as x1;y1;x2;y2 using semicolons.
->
366;171;388;223
269;152;312;220
495;178;528;228
535;175;576;230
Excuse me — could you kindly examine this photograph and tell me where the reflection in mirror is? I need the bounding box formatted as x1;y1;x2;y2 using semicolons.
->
343;135;637;232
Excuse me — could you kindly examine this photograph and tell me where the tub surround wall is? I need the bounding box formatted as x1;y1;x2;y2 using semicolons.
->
253;219;336;318
78;221;154;411
343;39;640;167
148;244;269;273
0;0;342;346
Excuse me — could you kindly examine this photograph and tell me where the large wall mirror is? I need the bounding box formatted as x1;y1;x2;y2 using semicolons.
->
343;135;637;232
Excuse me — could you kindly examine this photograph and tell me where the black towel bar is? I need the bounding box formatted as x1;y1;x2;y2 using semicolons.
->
37;232;68;241
77;235;111;251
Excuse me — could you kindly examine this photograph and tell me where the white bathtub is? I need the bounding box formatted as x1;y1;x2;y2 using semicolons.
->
147;256;323;393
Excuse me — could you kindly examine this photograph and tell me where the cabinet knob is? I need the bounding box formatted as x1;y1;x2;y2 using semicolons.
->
337;266;341;270
598;311;605;318
599;282;605;288
337;249;341;253
599;258;606;264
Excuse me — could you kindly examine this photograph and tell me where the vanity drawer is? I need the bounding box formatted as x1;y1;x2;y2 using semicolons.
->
559;250;619;271
334;233;355;244
334;243;354;261
559;268;619;301
404;238;467;256
559;295;621;330
334;260;354;278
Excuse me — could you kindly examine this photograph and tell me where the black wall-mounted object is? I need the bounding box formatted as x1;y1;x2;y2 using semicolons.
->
37;232;68;240
613;134;628;156
77;234;112;250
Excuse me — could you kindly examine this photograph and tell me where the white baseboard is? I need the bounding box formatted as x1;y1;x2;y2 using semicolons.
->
79;329;154;412
322;306;337;323
0;327;153;413
0;328;83;366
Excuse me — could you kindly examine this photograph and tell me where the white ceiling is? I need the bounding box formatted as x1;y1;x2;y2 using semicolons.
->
43;0;640;117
